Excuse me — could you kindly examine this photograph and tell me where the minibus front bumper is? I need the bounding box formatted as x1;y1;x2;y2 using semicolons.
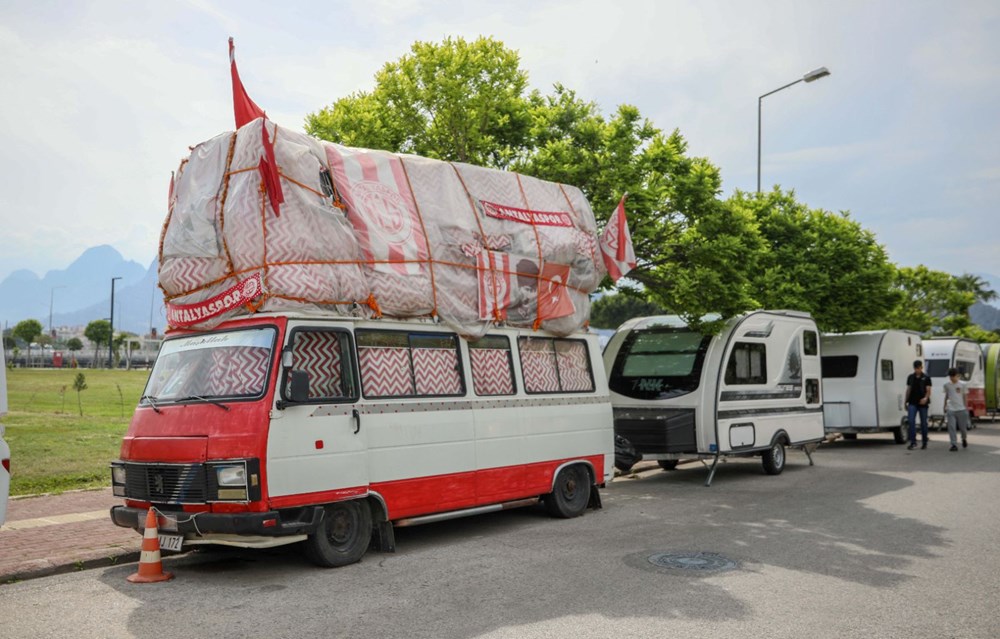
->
109;504;323;537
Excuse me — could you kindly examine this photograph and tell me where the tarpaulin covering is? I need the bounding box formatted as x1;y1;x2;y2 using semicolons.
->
159;119;607;337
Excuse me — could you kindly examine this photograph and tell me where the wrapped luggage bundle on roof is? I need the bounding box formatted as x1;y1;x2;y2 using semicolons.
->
160;119;606;337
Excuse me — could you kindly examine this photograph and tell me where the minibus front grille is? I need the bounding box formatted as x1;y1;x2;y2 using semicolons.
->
123;463;209;504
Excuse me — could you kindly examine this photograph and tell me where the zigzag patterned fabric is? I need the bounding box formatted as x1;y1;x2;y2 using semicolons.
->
207;347;270;396
159;119;606;337
290;332;344;398
358;347;414;397
470;348;515;396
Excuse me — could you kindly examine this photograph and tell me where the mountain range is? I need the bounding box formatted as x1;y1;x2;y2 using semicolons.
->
2;249;999;338
0;246;163;336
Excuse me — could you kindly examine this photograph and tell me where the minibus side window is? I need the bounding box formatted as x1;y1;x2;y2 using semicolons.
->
469;336;516;396
356;330;465;398
283;330;356;401
518;337;594;394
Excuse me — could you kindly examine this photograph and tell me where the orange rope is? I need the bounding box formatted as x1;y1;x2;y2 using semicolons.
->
217;133;239;287
400;158;438;317
515;174;546;330
449;163;500;322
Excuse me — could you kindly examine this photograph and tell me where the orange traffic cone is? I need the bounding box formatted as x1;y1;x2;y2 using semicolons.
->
127;508;175;583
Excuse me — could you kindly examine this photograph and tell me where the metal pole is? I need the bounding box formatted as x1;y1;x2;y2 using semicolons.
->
756;78;803;194
109;277;121;368
48;286;66;336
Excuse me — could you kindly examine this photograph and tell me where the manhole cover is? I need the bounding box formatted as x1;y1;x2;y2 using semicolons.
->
646;551;738;573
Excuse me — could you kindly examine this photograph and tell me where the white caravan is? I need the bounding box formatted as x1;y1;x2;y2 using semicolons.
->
820;330;922;444
922;337;986;424
111;314;614;566
604;311;824;486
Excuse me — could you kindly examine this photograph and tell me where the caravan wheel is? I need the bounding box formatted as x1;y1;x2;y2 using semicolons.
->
657;460;679;471
762;442;786;475
893;425;907;444
303;500;372;567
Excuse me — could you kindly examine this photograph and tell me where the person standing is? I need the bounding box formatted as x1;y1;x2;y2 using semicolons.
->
942;367;971;451
905;360;932;450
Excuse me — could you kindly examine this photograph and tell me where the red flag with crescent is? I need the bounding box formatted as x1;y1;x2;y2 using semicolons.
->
599;195;636;282
229;37;266;128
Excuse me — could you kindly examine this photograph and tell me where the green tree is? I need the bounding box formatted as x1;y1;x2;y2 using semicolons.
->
590;293;667;330
72;372;88;416
84;319;111;367
728;189;899;333
13;318;43;366
884;266;997;337
66;337;83;352
306;36;532;168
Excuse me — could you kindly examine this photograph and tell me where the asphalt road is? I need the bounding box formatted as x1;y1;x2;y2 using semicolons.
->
1;426;998;639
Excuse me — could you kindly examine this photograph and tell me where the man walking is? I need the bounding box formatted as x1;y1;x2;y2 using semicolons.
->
942;367;971;451
905;360;932;450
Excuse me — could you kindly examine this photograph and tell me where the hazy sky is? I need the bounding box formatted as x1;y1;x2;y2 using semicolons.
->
1;0;997;283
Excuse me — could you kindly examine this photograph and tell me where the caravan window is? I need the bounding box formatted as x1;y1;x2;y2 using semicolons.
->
357;330;465;398
281;329;357;402
881;359;894;381
608;328;711;400
925;359;950;378
821;355;858;378
724;343;767;385
805;378;821;404
803;331;819;356
955;360;976;381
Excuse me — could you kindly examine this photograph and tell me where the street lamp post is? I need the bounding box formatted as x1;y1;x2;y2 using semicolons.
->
48;285;66;337
757;66;831;193
109;277;122;368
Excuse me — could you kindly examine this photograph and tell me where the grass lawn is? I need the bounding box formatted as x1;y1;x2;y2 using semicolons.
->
3;368;150;496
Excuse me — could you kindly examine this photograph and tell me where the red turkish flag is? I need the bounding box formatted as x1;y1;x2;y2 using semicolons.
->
599;195;636;282
537;261;575;320
477;251;513;321
229;38;266;128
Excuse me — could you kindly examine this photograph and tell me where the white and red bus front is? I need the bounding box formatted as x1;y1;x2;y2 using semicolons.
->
109;316;321;545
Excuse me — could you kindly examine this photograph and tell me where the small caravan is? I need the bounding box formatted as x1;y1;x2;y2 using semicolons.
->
981;344;1000;416
604;311;824;486
922;337;986;422
820;330;922;443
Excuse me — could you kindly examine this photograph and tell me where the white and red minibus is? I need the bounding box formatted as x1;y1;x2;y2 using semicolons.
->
111;313;613;566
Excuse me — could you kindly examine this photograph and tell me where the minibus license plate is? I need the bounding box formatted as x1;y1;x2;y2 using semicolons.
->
159;534;183;552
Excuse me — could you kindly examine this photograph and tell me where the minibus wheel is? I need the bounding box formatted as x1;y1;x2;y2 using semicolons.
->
761;442;786;475
545;465;590;518
304;500;373;567
657;460;678;471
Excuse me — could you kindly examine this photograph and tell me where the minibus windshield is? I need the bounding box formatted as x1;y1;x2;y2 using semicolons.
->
141;327;276;405
609;328;712;400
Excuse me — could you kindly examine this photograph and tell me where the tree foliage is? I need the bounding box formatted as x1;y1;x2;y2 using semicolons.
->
727;189;899;333
883;267;997;338
590;293;666;330
66;337;83;352
13;318;43;364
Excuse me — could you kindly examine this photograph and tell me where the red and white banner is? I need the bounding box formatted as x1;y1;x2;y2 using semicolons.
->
537;261;575;320
599;195;636;282
325;146;428;276
480;201;574;228
477;251;513;320
166;273;262;327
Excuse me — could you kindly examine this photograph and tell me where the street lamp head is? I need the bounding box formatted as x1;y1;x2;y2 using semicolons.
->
803;66;831;83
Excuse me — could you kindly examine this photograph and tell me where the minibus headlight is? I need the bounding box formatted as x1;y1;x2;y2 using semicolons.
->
111;463;127;497
215;465;246;486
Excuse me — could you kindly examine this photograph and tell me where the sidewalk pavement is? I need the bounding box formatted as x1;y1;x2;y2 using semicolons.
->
0;487;140;583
